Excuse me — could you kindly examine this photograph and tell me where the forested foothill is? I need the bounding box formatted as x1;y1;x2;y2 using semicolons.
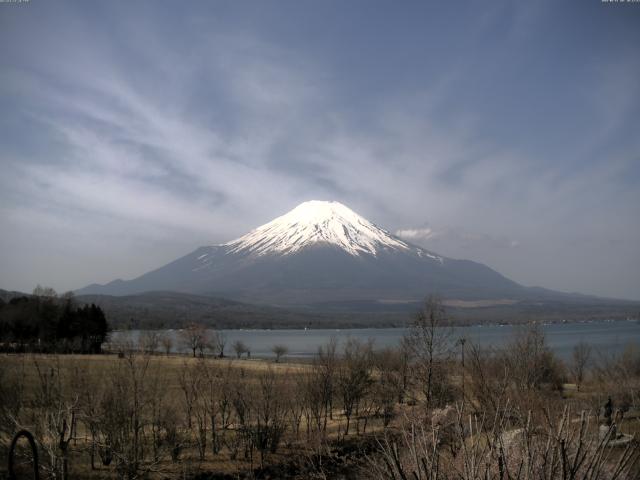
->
1;297;639;479
2;287;639;331
71;291;640;330
0;286;108;354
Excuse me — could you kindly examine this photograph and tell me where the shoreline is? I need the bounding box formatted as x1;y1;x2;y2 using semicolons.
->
109;316;639;334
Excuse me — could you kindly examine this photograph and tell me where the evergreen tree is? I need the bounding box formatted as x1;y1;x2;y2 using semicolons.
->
0;290;109;353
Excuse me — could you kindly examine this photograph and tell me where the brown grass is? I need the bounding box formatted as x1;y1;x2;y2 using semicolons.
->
0;353;369;479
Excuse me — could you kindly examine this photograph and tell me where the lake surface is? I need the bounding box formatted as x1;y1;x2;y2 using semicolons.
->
109;320;640;361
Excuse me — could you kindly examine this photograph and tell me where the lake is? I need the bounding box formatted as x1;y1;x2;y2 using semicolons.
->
108;319;640;361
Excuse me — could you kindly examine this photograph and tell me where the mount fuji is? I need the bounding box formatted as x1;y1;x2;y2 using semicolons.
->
78;201;531;308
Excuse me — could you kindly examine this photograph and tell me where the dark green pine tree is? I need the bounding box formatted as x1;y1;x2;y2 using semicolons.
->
87;304;108;353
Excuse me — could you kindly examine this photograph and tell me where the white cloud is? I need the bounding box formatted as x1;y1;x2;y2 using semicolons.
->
0;2;638;299
396;225;520;254
395;228;437;241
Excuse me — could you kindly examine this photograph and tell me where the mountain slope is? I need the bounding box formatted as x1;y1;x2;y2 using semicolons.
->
77;201;528;307
74;291;334;329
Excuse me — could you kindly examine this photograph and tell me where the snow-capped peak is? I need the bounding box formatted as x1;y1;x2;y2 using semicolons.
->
223;200;414;257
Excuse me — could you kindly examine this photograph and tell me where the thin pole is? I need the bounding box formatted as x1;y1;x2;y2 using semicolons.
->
460;337;466;408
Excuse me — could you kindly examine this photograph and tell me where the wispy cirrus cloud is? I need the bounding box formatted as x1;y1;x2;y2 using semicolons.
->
0;0;638;299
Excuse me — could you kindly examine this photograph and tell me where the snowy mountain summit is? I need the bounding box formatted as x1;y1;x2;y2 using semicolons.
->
224;200;420;257
78;200;525;305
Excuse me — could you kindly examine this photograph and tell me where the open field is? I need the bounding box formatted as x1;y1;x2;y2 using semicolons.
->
1;352;384;479
2;322;640;479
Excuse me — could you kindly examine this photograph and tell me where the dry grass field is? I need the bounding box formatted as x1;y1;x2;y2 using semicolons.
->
1;324;640;479
0;351;388;479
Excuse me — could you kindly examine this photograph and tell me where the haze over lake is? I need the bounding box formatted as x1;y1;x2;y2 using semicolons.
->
110;319;640;361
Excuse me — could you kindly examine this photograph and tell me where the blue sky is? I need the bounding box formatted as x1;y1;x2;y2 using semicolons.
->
0;0;639;299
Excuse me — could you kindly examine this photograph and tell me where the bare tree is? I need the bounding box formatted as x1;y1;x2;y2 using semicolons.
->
367;405;640;480
147;369;169;463
288;373;306;439
99;352;152;479
160;333;173;356
508;324;564;395
316;337;338;424
465;342;509;417
271;344;288;362
406;295;453;408
228;367;252;464
179;323;208;358
193;374;208;460
337;338;373;436
371;348;406;427
31;357;77;480
77;364;105;471
0;357;24;441
233;340;249;359
203;364;223;455
212;330;227;358
591;342;640;413
178;360;203;430
252;367;289;467
571;341;592;391
139;331;160;354
32;284;58;299
301;366;330;439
